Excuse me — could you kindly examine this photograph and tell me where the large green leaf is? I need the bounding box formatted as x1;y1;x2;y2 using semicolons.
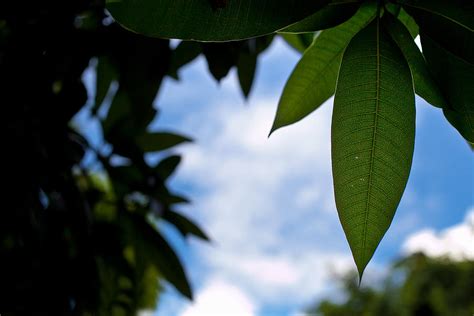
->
107;0;329;41
384;13;446;109
280;1;360;33
332;18;415;277
421;32;474;142
398;0;474;63
270;2;377;134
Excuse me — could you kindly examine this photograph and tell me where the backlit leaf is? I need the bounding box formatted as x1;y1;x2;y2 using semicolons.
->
270;2;377;134
107;0;329;41
332;18;415;277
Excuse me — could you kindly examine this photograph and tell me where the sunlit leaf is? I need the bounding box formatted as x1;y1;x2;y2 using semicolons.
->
270;2;377;134
107;0;329;41
332;18;415;277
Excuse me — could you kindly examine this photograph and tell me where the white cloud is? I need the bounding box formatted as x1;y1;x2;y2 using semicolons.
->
402;207;474;261
174;93;357;309
180;278;256;316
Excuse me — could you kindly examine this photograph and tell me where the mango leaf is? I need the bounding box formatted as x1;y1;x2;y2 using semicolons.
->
396;8;419;38
168;41;202;80
280;1;360;33
123;212;193;299
270;2;377;134
398;0;474;63
237;51;257;98
162;210;210;241
107;0;329;41
136;132;192;153
155;155;182;181
332;18;415;278
384;13;446;109
279;33;315;53
420;32;474;142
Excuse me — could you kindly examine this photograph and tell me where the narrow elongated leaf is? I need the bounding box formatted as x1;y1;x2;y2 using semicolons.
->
270;2;377;134
332;19;415;277
237;52;257;98
397;8;419;38
162;210;210;241
124;212;193;299
136;132;192;153
280;1;360;33
399;0;474;63
155;155;182;181
421;32;474;142
168;41;202;80
384;13;446;108
107;0;328;41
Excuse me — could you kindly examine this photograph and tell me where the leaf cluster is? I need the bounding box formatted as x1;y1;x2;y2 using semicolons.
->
108;0;474;279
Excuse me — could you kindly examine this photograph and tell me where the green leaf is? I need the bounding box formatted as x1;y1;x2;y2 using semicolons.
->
420;32;474;142
270;2;377;134
279;33;315;53
280;1;360;33
155;155;182;181
107;0;329;41
136;132;192;153
168;41;202;80
124;212;193;299
237;51;257;98
162;210;210;241
384;13;446;108
399;0;474;63
396;8;419;38
332;18;416;277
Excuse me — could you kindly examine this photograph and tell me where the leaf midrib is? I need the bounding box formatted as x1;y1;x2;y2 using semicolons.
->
362;16;381;261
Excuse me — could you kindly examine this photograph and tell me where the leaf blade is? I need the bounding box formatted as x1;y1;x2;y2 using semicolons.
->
136;132;192;153
107;0;329;41
420;31;474;142
332;18;415;277
383;13;446;109
270;2;377;134
280;2;360;33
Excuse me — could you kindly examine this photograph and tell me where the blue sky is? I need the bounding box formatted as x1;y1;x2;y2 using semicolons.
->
80;37;473;316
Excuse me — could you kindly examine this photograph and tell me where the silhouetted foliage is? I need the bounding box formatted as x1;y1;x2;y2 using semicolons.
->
0;1;271;314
